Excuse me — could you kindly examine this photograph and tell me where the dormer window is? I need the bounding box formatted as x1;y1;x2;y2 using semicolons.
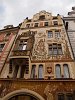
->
39;15;45;20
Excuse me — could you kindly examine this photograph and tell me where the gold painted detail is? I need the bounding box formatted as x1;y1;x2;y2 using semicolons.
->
11;50;30;56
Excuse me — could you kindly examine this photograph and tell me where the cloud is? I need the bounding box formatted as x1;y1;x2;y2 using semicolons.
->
0;0;75;29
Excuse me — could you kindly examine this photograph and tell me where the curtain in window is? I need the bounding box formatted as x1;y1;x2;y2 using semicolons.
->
55;64;61;78
38;65;43;78
63;64;70;78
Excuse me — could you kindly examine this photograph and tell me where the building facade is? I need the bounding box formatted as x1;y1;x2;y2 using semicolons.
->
63;7;75;59
0;11;75;100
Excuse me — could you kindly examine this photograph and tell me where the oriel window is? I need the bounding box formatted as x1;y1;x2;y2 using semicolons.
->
18;40;27;50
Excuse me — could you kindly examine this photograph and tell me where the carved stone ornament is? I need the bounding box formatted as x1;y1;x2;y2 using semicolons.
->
47;67;52;74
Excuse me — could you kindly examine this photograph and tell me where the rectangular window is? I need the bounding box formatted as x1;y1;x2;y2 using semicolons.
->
18;40;27;50
48;31;53;38
48;44;62;55
39;15;45;20
54;21;58;25
45;22;48;26
55;32;61;38
0;44;5;51
34;23;38;27
26;24;30;28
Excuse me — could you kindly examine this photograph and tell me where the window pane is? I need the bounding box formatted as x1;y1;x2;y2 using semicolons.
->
23;45;26;50
55;32;61;38
53;48;58;54
45;22;48;26
38;65;43;78
49;48;52;55
58;48;62;54
63;64;70;78
18;44;23;50
58;94;64;100
55;64;61;78
48;31;53;38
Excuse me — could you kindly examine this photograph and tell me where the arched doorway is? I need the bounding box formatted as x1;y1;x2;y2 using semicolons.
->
2;89;45;100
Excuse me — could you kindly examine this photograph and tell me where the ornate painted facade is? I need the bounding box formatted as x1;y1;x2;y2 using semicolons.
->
0;11;75;100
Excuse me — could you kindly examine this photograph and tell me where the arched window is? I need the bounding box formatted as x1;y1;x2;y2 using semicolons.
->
55;64;61;78
63;64;70;78
38;65;43;79
31;65;36;79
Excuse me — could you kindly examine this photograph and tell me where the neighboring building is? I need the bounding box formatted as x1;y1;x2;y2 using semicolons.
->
0;25;19;78
0;11;75;100
63;7;75;59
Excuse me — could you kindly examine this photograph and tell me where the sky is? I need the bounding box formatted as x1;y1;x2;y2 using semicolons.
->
0;0;75;29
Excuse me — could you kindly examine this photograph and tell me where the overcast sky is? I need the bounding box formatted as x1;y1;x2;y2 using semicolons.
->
0;0;75;29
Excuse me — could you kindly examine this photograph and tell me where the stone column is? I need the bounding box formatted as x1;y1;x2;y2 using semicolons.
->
17;66;21;78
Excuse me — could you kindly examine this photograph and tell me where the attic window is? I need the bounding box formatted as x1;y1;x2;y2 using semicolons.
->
39;15;45;20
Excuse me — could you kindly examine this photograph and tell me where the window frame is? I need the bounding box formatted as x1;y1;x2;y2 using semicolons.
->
56;92;73;100
48;31;53;38
48;43;62;55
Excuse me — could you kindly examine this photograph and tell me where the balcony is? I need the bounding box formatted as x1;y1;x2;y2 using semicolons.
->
10;50;31;57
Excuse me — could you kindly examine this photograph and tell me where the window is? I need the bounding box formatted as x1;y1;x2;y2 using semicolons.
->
48;44;62;55
58;93;64;100
57;93;73;100
55;32;61;38
66;93;73;100
34;23;38;27
45;22;48;26
39;15;45;20
63;64;70;78
38;65;43;79
31;65;36;78
26;24;30;28
54;21;58;25
48;31;53;38
55;64;61;78
18;40;27;50
0;44;5;51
